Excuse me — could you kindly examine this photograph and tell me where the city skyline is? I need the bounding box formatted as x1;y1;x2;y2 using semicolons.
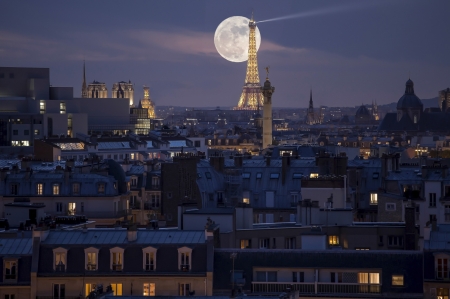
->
1;0;449;108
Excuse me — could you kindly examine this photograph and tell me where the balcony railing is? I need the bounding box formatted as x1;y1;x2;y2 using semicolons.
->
144;202;160;210
130;201;141;210
181;265;190;272
112;264;123;271
86;263;97;271
251;282;381;295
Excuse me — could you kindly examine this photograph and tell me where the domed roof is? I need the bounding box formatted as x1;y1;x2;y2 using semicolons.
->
397;78;423;110
355;104;370;116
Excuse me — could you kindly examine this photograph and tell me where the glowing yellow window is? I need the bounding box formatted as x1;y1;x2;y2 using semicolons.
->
328;235;339;245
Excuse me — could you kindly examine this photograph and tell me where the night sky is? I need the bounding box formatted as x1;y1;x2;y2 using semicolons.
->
1;1;449;108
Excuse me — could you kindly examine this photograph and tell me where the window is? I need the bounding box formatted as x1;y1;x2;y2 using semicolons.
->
430;193;437;207
386;203;396;211
178;247;192;271
143;283;155;296
10;184;18;195
329;235;339;245
53;284;65;299
194;140;201;148
110;247;124;271
392;274;404;286
310;173;319;178
372;172;379;179
293;173;302;179
34;129;40;135
446;205;450;222
242;172;250;179
85;248;99;271
68;202;76;215
370;193;378;205
388;236;404;247
111;284;123;296
265;191;274;208
240;239;251;249
36;183;43;195
81;202;84;213
98;183;105;194
53;184;60;195
5;295;15;299
437;258;448;279
131;176;138;186
259;238;269;249
179;283;191;296
358;272;380;284
60;102;66;114
4;260;17;280
266;214;274;223
243;190;250;204
256;172;262;179
152;177;160;187
291;193;299;204
56;202;63;213
12;130;18;136
40;100;46;114
270;173;279;179
143;247;157;271
53;248;67;272
285;237;295;249
331;272;343;283
292;271;304;282
72;183;80;195
151;194;160;208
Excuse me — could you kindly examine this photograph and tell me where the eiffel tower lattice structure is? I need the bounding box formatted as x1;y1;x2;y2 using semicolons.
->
234;15;263;110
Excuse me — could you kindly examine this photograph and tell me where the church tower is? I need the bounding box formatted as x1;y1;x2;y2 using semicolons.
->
140;86;156;119
235;14;264;110
306;89;315;125
81;61;88;98
261;68;275;148
112;81;134;106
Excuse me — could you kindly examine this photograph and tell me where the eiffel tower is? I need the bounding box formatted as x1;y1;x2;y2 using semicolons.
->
234;14;264;110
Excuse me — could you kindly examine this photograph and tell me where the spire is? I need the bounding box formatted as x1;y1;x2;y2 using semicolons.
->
235;13;263;110
81;60;87;98
309;88;313;109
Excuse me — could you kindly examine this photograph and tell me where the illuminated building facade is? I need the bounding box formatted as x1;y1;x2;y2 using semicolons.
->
112;81;134;107
235;15;264;110
86;81;108;98
261;71;275;148
305;89;322;125
140;86;156;119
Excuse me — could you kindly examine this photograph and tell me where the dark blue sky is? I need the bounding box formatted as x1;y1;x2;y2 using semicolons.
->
1;1;449;108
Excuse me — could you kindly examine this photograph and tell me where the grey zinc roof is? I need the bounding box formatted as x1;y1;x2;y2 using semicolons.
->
0;238;33;255
424;226;450;250
41;229;205;245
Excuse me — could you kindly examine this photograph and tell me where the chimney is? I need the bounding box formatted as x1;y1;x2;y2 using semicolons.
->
25;167;31;180
265;156;271;166
281;153;290;185
127;225;138;241
21;158;32;170
234;154;243;168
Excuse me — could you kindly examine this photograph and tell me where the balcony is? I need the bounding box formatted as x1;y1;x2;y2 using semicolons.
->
112;264;123;271
55;263;66;272
87;263;97;271
181;265;190;272
144;202;159;210
251;282;380;295
130;201;141;210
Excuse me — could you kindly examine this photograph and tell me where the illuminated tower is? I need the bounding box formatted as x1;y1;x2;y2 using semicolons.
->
140;86;156;118
112;81;134;106
81;61;88;98
235;14;264;110
261;67;274;148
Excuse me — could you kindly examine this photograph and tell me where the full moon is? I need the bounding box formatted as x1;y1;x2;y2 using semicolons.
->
214;16;261;63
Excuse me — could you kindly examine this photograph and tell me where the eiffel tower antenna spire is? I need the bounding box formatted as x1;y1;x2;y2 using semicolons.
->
235;13;263;110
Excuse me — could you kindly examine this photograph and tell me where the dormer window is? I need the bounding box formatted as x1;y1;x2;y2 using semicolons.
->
131;176;138;187
98;183;105;195
436;254;450;279
72;183;80;195
36;183;44;195
178;247;192;271
53;183;60;195
53;247;67;272
110;247;124;271
3;259;17;281
84;247;99;271
143;247;157;271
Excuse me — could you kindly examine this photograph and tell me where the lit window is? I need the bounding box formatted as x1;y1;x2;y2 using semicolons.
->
72;183;80;195
179;283;191;296
53;284;65;299
178;247;192;271
110;247;124;271
310;173;319;178
60;102;66;114
256;172;262;179
85;248;98;271
40;100;46;114
4;260;17;280
53;184;60;195
111;284;123;296
328;235;339;245
143;247;157;271
68;202;76;215
243;190;250;204
240;239;251;249
143;283;155;296
392;274;404;286
270;173;279;179
53;248;67;272
370;193;378;205
36;183;43;195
